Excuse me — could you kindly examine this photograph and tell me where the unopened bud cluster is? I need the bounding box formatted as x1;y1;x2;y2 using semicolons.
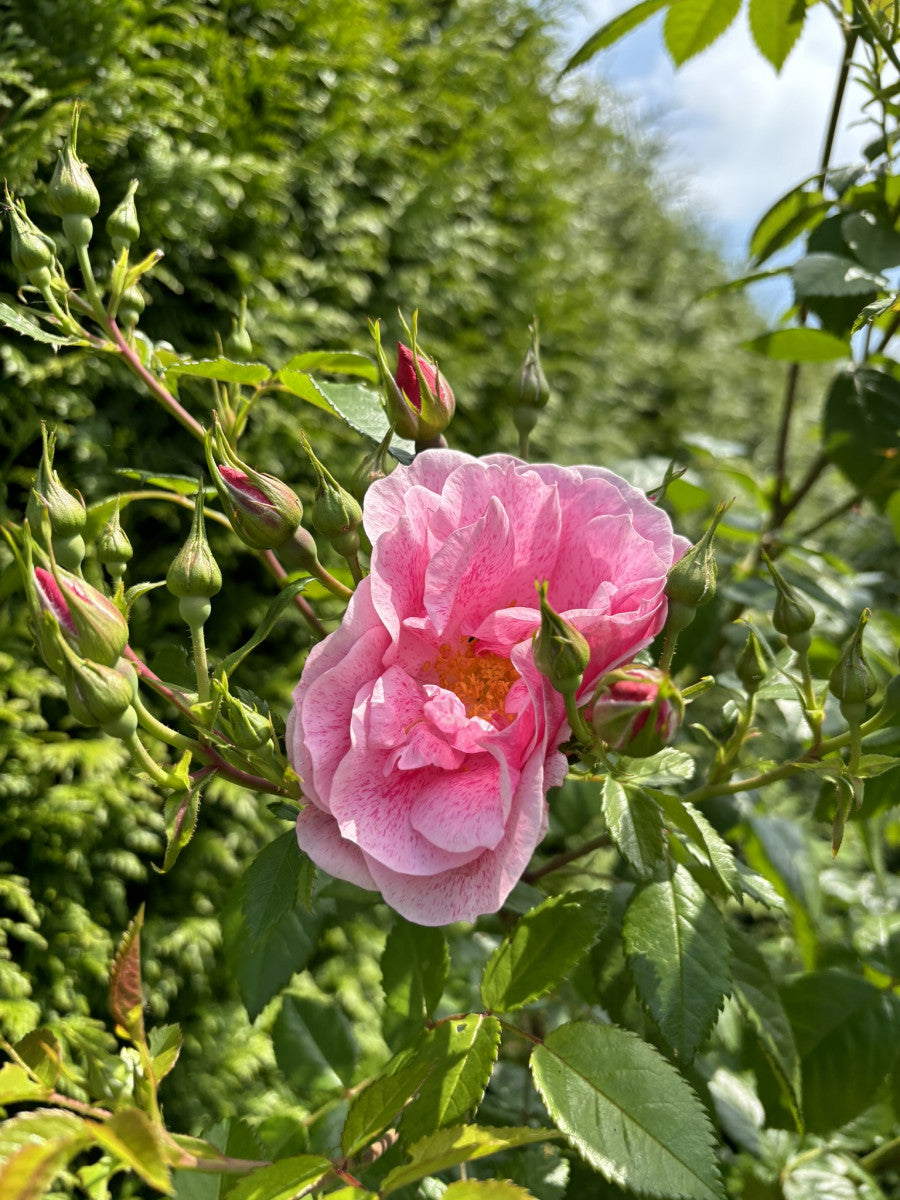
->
590;665;684;758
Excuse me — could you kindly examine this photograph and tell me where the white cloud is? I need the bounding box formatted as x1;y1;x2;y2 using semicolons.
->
564;2;872;261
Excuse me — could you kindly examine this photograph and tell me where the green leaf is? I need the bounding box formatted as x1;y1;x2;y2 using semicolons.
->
0;1064;51;1106
241;831;305;949
481;891;607;1012
443;1184;537;1199
213;577;312;681
224;879;320;1022
728;926;802;1121
273;994;357;1093
842;211;900;271
381;918;449;1051
792;253;888;298
561;0;670;74
531;1022;724;1199
600;780;665;880
823;367;900;506
341;1059;434;1159
110;906;146;1043
741;328;850;362
12;1029;61;1089
623;863;731;1060
781;970;900;1134
664;0;742;65
0;300;78;346
280;350;377;383
158;784;203;874
381;1125;554;1195
114;470;214;497
149;1024;183;1083
279;373;416;464
221;1155;332;1200
619;747;695;786
399;1014;502;1142
162;358;272;386
0;1137;84;1200
90;1108;172;1193
748;0;806;70
749;182;829;266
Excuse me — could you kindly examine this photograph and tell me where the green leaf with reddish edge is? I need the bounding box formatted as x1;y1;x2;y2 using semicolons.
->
728;926;802;1124
781;970;900;1134
273;994;357;1093
222;1155;333;1200
531;1022;725;1200
381;1125;555;1195
162;358;272;386
158;784;202;874
0;300;78;346
399;1014;501;1142
241;831;305;948
623;864;730;1061
664;0;742;65
110;906;146;1043
481;891;607;1012
748;0;806;71
561;0;670;74
601;779;665;881
280;350;377;383
341;1059;434;1159
443;1183;537;1199
381;918;448;1050
90;1108;172;1193
742;328;850;362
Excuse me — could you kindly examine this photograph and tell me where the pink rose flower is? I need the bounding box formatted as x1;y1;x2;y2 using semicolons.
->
286;451;689;925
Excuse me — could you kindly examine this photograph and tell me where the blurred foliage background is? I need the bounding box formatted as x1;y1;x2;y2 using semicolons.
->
4;0;894;1164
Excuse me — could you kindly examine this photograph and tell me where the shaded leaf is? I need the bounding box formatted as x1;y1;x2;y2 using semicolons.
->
342;1058;434;1159
481;891;607;1011
90;1108;172;1193
652;793;741;901
749;182;829;266
273;995;357;1093
399;1014;502;1142
600;780;665;880
12;1029;60;1089
664;0;742;65
623;864;730;1060
728;926;802;1122
381;919;449;1051
381;1124;553;1195
241;831;305;948
443;1184;537;1199
823;367;900;506
531;1022;724;1199
842;211;900;271
0;300;77;346
792;253;888;298
110;906;145;1043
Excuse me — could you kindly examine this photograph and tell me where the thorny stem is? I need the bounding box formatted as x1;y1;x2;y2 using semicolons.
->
518;429;530;461
263;550;330;635
74;241;106;324
104;315;206;439
125;730;182;789
657;623;680;675
188;619;211;703
134;693;196;751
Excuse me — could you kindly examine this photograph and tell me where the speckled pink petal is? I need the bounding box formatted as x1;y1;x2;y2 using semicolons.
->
296;806;378;891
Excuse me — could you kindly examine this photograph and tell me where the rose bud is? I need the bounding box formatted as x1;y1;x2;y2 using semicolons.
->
590;665;684;758
34;565;128;668
509;318;550;442
735;625;769;696
105;180;140;254
65;654;138;739
533;580;590;698
829;609;875;730
166;486;222;628
665;499;731;635
763;551;815;653
299;432;363;560
6;187;56;290
97;497;133;585
370;313;455;445
26;424;87;571
204;420;303;550
48;104;100;249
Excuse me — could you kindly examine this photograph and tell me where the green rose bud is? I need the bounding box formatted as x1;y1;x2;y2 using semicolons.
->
97;497;133;584
532;580;590;697
299;432;363;559
48;105;100;248
763;552;815;652
735;625;769;696
829;609;875;728
166;486;222;625
664;499;731;633
106;180;140;253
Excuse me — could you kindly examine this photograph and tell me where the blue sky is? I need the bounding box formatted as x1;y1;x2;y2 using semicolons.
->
560;2;872;311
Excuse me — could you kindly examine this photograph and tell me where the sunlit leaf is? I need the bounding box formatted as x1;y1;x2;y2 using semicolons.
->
381;1125;554;1195
664;0;742;65
399;1014;502;1142
748;0;806;71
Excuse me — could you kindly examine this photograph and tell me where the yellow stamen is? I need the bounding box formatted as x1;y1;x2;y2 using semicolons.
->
430;640;519;722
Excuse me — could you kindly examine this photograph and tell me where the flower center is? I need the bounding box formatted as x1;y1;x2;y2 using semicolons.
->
427;639;519;722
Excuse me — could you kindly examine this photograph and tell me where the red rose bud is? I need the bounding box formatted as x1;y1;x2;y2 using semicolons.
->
205;421;303;550
34;565;128;667
532;581;590;697
590;665;684;758
371;313;455;443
